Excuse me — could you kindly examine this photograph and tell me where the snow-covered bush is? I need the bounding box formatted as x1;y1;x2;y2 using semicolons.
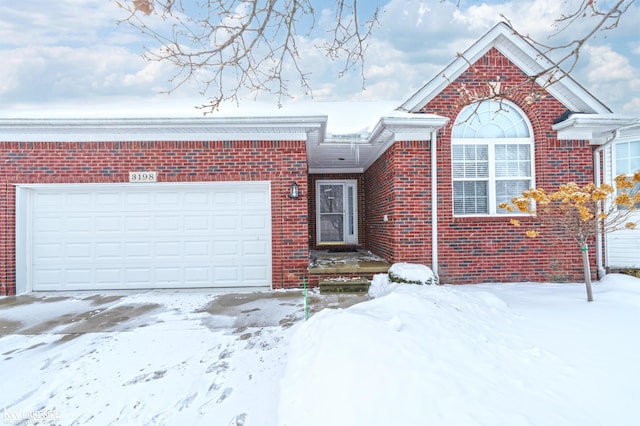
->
388;263;439;285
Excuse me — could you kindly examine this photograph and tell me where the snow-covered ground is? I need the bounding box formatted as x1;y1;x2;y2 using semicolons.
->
2;272;640;425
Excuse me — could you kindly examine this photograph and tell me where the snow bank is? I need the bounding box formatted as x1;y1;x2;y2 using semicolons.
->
388;262;438;285
279;276;640;426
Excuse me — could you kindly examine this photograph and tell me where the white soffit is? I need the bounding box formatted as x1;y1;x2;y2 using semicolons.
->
0;116;328;142
552;114;639;143
399;22;611;115
308;113;449;173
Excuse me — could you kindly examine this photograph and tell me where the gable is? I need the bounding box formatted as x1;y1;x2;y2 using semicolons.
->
399;22;611;115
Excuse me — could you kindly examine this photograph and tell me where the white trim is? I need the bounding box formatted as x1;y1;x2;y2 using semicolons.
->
451;101;535;216
309;168;365;174
431;129;439;276
0;116;327;143
15;187;30;294
552;114;637;142
315;179;359;245
399;22;611;114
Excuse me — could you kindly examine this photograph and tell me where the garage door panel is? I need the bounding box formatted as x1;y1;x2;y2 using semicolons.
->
244;266;268;281
214;241;239;256
184;191;210;205
155;216;181;231
34;243;62;260
67;243;92;259
95;242;121;258
125;216;152;232
126;192;151;206
96;268;121;285
156;241;180;257
213;214;239;231
243;240;268;256
95;192;122;207
68;269;91;284
184;241;210;257
243;191;269;206
213;191;238;205
243;214;268;230
184;215;210;231
95;216;121;232
28;183;272;290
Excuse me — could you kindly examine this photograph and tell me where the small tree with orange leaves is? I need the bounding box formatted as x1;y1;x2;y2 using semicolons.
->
500;172;640;302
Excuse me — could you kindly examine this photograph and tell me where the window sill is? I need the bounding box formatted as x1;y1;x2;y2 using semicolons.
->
451;214;536;223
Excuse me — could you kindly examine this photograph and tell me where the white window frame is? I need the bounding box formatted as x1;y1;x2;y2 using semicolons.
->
451;101;535;217
613;139;640;209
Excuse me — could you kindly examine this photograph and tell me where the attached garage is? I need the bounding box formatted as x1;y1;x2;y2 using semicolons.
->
16;182;272;292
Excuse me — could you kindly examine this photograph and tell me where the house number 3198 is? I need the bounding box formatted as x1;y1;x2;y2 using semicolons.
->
129;171;158;183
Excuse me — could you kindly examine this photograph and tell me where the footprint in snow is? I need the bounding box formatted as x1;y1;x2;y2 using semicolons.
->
229;413;247;425
175;392;198;411
205;360;229;374
218;347;234;360
217;387;233;403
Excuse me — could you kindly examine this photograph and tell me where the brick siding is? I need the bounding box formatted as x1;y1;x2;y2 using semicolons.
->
365;48;596;284
0;139;308;295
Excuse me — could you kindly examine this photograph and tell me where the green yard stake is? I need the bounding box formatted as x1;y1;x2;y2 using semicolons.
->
303;277;309;320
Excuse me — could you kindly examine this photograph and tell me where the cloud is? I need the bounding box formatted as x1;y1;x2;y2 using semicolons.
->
577;44;640;112
584;45;635;82
0;44;179;103
0;0;638;114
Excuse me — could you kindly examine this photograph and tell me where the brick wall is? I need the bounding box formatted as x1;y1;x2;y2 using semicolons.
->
364;147;395;261
428;48;595;283
0;139;308;295
366;47;596;284
364;141;434;264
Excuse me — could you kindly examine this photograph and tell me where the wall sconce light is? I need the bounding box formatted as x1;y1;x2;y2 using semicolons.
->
289;181;300;199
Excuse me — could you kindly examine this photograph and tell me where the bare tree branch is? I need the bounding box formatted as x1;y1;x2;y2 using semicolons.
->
449;0;635;108
116;0;379;112
116;0;634;111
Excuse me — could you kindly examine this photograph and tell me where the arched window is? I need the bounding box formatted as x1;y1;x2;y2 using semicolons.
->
451;100;534;215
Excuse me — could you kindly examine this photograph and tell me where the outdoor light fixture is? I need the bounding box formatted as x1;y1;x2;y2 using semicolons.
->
289;181;300;199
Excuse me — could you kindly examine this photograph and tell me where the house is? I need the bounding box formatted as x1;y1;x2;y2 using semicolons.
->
1;22;637;296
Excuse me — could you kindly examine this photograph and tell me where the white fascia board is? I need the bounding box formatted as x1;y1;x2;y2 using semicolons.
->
399;23;518;112
552;114;637;141
368;115;449;143
0;116;328;142
399;22;610;114
308;167;365;174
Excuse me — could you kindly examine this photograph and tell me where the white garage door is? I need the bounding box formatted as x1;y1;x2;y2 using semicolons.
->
25;183;272;291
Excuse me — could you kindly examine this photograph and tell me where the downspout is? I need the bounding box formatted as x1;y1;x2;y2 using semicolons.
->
431;129;439;276
593;143;606;279
593;129;621;279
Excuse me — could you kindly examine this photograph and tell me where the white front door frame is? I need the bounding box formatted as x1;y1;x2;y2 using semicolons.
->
316;179;358;245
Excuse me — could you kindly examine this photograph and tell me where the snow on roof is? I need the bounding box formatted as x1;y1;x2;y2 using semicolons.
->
0;98;402;138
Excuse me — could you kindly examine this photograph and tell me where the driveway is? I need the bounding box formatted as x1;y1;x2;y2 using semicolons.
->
0;289;367;426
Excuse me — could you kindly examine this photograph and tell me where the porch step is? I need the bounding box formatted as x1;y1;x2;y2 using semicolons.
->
319;277;370;294
309;249;391;275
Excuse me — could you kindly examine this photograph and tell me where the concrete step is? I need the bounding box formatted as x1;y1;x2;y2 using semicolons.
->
319;277;370;294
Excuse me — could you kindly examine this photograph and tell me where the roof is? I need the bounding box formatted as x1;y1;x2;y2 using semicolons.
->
399;22;612;115
0;111;449;174
0;116;328;143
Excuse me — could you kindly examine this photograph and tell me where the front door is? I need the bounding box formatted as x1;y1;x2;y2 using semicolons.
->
316;180;358;245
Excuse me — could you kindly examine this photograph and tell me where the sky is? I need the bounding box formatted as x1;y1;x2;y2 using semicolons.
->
0;0;638;117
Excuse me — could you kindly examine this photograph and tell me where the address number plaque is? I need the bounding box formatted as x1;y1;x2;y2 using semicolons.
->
129;171;158;183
